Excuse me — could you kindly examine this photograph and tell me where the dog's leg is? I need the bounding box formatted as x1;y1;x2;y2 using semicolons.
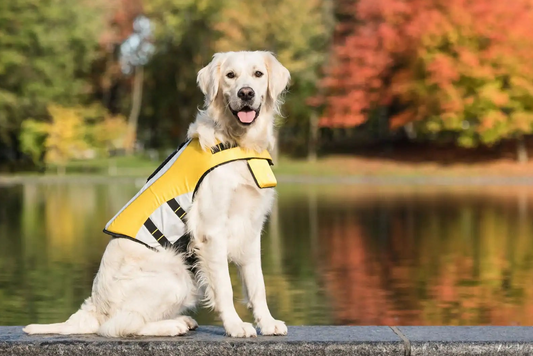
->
97;310;146;337
237;236;287;336
137;316;197;336
23;297;100;335
174;315;198;330
197;236;257;338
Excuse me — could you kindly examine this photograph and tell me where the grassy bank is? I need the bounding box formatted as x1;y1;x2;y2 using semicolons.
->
277;154;533;178
10;153;533;179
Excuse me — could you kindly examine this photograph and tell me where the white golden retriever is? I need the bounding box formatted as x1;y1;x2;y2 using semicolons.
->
24;51;290;338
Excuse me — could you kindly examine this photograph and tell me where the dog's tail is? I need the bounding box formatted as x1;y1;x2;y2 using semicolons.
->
23;298;100;335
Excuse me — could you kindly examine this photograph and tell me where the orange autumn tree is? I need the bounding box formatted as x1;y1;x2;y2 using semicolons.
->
321;0;533;161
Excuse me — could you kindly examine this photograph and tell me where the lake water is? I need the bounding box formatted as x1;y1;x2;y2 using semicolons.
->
1;181;532;327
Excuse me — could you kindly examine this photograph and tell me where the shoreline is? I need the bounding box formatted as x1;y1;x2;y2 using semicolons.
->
2;173;533;186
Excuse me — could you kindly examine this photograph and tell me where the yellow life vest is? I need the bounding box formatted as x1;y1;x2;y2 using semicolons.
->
103;139;277;249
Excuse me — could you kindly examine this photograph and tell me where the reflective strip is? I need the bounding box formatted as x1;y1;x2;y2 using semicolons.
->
144;218;171;248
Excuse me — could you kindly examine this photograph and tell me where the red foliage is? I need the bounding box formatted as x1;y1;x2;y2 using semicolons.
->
319;0;533;129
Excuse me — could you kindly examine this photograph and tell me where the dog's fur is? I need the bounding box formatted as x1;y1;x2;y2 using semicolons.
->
23;51;290;338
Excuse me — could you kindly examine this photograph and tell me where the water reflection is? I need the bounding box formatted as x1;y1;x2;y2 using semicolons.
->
1;183;532;326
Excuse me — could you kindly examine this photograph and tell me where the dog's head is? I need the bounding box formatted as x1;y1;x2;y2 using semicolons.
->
197;51;290;126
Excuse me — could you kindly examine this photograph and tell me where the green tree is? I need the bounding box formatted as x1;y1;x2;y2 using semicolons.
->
0;0;106;160
43;106;89;174
140;0;224;149
20;105;127;172
140;0;333;155
215;0;334;159
19;120;47;168
83;104;128;156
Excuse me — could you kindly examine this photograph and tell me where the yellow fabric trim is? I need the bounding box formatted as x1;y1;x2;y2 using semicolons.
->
248;159;277;188
106;139;273;238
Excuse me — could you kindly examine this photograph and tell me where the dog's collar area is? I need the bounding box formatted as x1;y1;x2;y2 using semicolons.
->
230;105;261;125
210;142;238;154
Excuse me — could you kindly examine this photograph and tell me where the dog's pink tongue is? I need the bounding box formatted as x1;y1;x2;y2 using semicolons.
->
237;111;255;123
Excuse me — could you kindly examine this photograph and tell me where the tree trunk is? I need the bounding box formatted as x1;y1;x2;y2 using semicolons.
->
404;122;416;140
102;50;115;110
125;65;144;155
307;111;319;162
517;135;528;163
378;106;389;140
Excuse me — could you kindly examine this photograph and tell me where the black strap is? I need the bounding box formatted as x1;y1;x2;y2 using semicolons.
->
167;199;187;221
144;218;171;248
165;199;197;271
143;213;197;271
107;221;196;271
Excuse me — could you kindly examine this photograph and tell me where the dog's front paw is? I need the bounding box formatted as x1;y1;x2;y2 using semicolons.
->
258;319;287;336
175;316;198;330
137;319;189;337
224;321;257;338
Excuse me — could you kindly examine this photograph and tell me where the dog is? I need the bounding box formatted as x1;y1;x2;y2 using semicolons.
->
23;51;290;338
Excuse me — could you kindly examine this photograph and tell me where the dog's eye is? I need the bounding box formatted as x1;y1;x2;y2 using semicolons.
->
254;71;263;78
226;72;235;79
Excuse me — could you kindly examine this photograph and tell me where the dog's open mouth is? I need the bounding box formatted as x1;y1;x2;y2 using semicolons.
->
231;106;260;125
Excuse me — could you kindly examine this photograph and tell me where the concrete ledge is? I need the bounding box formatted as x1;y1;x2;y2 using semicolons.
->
1;326;533;356
0;326;402;356
397;326;533;356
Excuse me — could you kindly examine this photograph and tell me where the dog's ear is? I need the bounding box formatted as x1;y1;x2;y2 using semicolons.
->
197;53;227;107
264;52;291;102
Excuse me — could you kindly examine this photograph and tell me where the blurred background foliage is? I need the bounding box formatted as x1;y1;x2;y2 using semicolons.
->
2;0;533;328
2;0;533;172
319;0;533;159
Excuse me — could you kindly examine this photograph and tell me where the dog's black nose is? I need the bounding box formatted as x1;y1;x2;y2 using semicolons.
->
238;87;255;101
